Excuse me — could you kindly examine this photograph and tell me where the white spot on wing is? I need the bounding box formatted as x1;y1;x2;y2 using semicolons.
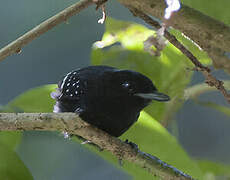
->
60;72;71;90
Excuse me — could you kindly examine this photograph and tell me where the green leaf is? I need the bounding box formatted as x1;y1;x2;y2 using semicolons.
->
0;85;57;179
95;17;154;51
196;101;230;117
0;132;22;150
91;17;193;123
0;132;25;179
2;82;203;178
5;84;57;112
184;81;230;100
196;159;230;178
122;112;203;179
181;0;230;25
90;17;205;179
87;112;203;179
7;85;202;178
0;142;33;180
170;29;212;66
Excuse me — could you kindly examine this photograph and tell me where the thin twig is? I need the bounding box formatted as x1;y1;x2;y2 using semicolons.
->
200;69;230;102
94;0;108;10
0;112;193;180
128;7;230;103
0;0;95;61
97;4;107;24
118;0;230;73
128;7;210;72
184;81;230;100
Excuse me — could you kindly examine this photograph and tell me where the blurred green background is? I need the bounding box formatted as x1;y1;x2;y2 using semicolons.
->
0;0;230;179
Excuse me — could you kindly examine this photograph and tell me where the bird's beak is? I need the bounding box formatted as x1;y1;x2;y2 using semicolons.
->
135;91;170;102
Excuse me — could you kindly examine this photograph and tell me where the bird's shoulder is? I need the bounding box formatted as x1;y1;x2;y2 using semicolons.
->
51;66;116;101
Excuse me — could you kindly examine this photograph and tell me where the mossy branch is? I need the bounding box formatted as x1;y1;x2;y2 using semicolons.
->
118;0;230;73
0;112;193;180
0;0;95;61
0;0;229;103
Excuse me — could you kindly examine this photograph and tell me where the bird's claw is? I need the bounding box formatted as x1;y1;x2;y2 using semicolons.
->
81;140;91;144
81;140;104;151
117;140;139;166
118;158;124;166
124;139;139;152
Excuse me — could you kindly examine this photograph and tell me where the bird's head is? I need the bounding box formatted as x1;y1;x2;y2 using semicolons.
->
103;69;170;111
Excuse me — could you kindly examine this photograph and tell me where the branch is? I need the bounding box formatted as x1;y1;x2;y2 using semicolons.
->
0;0;95;62
118;0;230;73
127;7;230;103
184;81;230;100
0;113;193;180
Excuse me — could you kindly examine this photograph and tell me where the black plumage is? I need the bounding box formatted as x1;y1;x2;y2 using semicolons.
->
51;66;170;137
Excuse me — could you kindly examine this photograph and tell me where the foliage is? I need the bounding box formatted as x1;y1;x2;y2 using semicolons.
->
196;101;230;117
0;141;33;180
0;130;33;180
196;159;230;178
181;0;230;25
5;85;56;113
1;15;229;180
93;18;191;124
0;85;56;180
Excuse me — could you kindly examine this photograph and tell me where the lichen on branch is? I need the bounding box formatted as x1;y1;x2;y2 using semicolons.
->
0;112;193;180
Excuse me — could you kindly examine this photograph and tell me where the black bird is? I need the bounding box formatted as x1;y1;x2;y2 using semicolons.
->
51;66;170;137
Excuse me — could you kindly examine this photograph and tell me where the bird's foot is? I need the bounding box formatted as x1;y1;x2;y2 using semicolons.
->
81;139;104;152
124;139;139;152
81;140;91;144
118;158;124;166
117;140;139;166
61;131;71;139
63;133;104;151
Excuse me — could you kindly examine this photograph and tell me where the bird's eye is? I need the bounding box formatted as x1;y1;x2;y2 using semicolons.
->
122;82;130;88
122;82;133;92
